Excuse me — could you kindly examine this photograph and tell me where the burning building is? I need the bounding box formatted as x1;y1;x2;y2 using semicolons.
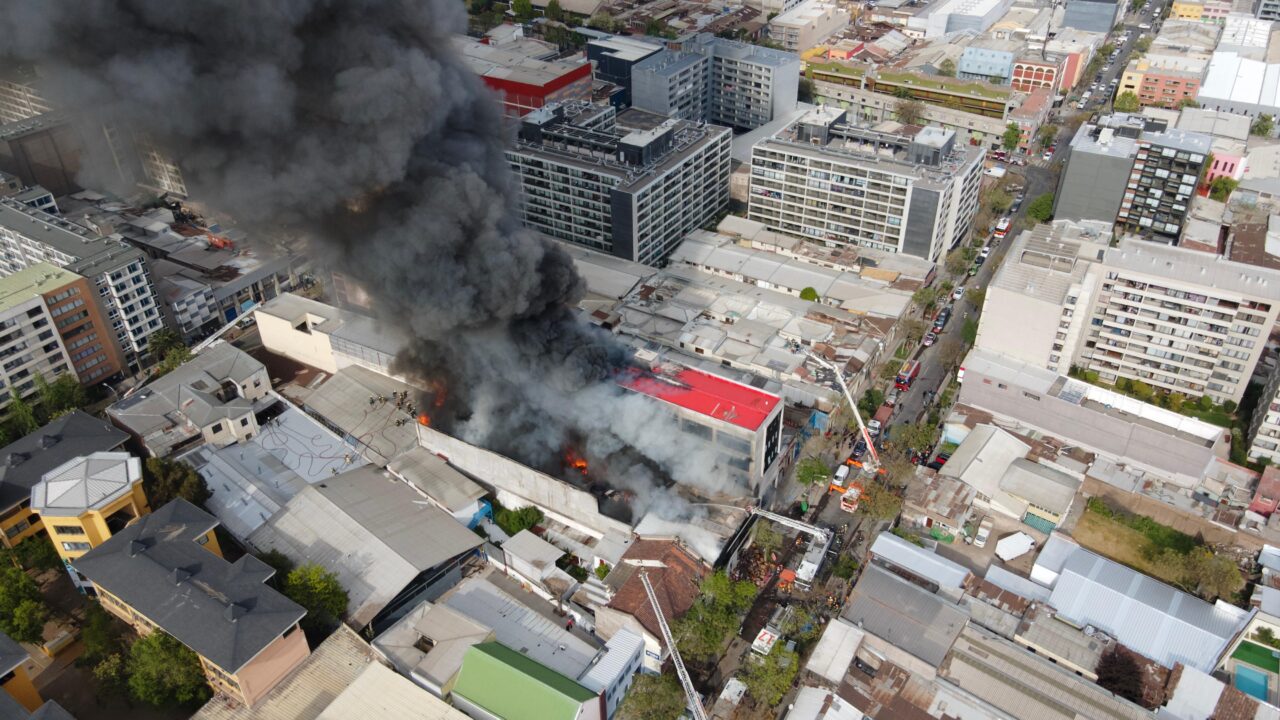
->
619;364;784;498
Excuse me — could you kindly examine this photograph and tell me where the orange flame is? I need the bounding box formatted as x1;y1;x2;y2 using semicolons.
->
565;449;588;475
418;413;431;427
431;380;448;408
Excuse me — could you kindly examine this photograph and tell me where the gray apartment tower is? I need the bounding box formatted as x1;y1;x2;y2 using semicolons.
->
747;106;983;261
1055;114;1210;242
632;34;800;131
506;103;731;265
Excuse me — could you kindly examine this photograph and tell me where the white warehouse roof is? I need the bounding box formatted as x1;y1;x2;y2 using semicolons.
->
1200;52;1280;107
869;532;970;590
1048;550;1253;672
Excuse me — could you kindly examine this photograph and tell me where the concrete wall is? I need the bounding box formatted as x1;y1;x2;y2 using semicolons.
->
1054;146;1132;224
253;306;339;374
414;426;632;540
234;627;310;707
1082;476;1265;551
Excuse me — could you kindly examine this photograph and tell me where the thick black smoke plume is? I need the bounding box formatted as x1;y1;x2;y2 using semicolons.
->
2;1;746;535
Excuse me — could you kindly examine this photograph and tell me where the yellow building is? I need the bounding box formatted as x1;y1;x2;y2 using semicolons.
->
0;410;128;550
0;630;41;712
31;452;149;559
76;500;306;708
1171;0;1204;20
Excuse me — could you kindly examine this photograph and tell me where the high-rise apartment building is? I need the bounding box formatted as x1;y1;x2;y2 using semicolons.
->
0;262;126;404
0;67;52;126
506;103;731;265
747;106;983;261
632;34;800;131
584;35;663;107
1055;113;1210;241
0;198;164;371
978;225;1280;404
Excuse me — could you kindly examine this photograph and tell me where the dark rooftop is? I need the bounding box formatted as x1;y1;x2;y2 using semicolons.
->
0;410;128;511
1228;221;1280;272
74;500;306;673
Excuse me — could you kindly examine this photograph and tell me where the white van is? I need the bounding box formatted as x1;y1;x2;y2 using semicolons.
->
974;516;994;548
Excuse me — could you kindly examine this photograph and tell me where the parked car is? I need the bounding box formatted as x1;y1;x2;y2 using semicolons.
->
922;332;938;347
933;307;952;331
952;285;965;301
980;246;991;259
974;516;994;548
885;387;901;406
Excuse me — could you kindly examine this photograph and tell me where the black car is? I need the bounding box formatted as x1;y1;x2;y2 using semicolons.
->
853;439;868;458
933;307;951;331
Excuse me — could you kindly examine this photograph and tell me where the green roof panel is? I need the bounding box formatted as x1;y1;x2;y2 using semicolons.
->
453;642;597;719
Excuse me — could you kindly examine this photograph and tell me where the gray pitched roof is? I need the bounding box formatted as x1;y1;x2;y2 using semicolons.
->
0;629;27;676
107;341;263;453
28;703;76;720
74;499;306;673
841;564;967;667
30;452;140;516
0;410;128;511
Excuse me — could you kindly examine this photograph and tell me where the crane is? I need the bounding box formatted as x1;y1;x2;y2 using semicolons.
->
808;352;881;473
747;506;830;545
640;571;709;720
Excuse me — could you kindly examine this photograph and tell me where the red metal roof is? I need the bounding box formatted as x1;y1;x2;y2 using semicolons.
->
621;367;780;431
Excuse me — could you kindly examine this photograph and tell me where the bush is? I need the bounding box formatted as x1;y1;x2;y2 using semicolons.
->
832;554;859;579
282;564;348;639
1026;194;1054;222
127;632;211;707
495;505;544;536
1086;496;1114;518
800;286;819;301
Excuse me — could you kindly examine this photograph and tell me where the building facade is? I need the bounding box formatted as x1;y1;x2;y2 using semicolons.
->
1115;127;1211;239
1011;56;1065;93
1077;239;1280;403
1061;0;1123;33
458;36;594;117
507;103;731;265
585;35;663;107
767;1;852;52
632;34;800;131
747;107;983;261
0;199;163;371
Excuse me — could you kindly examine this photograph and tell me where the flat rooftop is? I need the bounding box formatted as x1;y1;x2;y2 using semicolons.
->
0;262;81;315
620;366;780;431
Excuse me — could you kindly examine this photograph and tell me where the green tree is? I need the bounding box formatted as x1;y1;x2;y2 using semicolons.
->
902;318;927;345
893;86;913;99
6;391;38;436
617;672;686;720
34;373;87;420
856;483;902;519
1254;114;1275;137
587;12;621;31
794;456;831;486
741;647;799;706
1002;123;1022;152
1135;36;1152;54
799;286;820;301
938;58;956;77
1026;193;1054;222
256;549;295;590
1129;380;1154;402
146;329;185;360
1167;392;1186;413
512;0;534;19
93;652;128;700
545;0;564;20
945;249;968;276
127;632;211;707
1183;548;1244;601
282;563;349;638
798;77;814;104
965;288;986;310
1037;124;1059;149
143;457;210;508
832;554;859;579
1114;91;1140;113
961;319;978;346
894;98;924;125
858;388;884;417
594;562;611;580
1209;176;1239;201
988;188;1013;214
912;286;939;313
13;536;60;572
0;565;48;643
676;572;757;661
152;345;193;378
495;504;544;535
751;521;783;554
81;602;122;664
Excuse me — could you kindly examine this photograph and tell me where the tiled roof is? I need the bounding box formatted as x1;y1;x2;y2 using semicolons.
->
606;539;708;646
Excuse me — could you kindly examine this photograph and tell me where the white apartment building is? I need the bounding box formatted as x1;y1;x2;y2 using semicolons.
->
0;198;164;370
1249;366;1280;463
507;103;731;265
977;221;1112;375
768;1;852;53
0;267;78;407
1078;239;1280;404
747;107;983;262
0;67;51;125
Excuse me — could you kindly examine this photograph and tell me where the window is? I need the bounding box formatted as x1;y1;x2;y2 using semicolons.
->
240;417;249;427
210;423;223;435
53;525;85;536
61;541;91;552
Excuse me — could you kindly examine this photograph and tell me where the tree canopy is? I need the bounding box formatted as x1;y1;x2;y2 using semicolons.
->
742;647;799;706
512;0;535;19
1095;647;1146;707
127;631;211;707
938;58;956;77
1002;123;1021;152
545;0;564;20
1026;193;1054;222
856;483;902;520
1209;176;1239;202
894;98;924;125
617;672;687;720
143;457;211;509
495;504;544;535
282;563;349;638
1114;91;1140;113
675;571;757;661
799;286;819;301
1254;114;1275;137
794;456;831;486
0;565;48;644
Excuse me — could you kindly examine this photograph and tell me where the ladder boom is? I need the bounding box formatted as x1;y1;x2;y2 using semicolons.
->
640;571;708;720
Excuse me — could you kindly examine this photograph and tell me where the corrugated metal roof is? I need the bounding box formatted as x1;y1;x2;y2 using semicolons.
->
1049;551;1253;672
985;565;1051;603
452;643;596;720
869;532;970;589
576;627;643;693
386;448;484;513
941;425;1032;500
840;565;967;668
315;662;467;720
998;458;1079;513
192;625;374;720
